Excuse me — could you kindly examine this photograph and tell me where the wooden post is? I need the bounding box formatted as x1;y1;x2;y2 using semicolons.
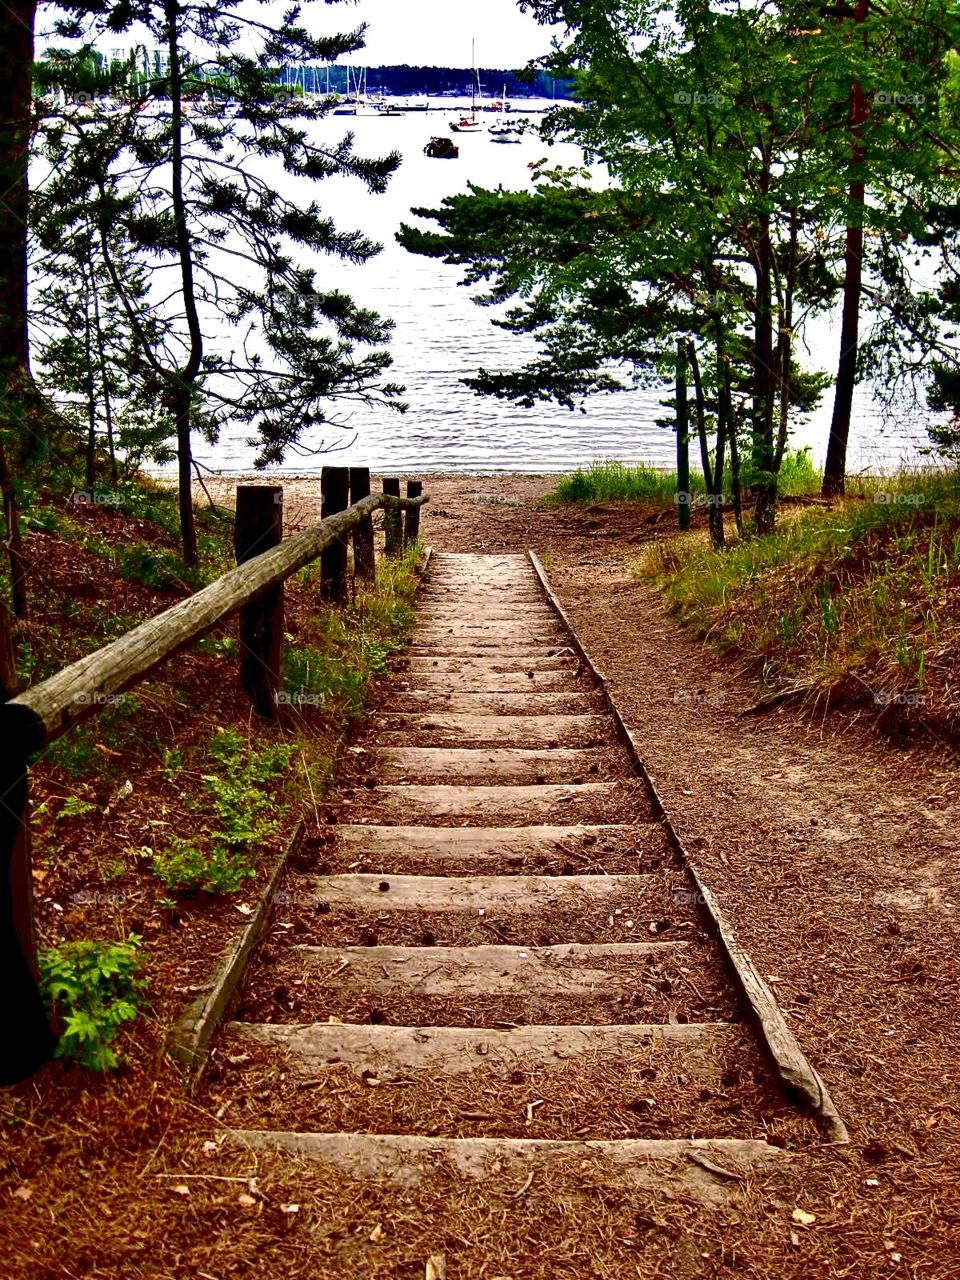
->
0;706;56;1084
404;480;423;548
382;478;402;558
234;485;284;718
320;467;350;603
350;467;376;582
676;339;690;532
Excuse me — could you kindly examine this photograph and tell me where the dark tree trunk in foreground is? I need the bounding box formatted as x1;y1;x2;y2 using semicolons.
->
0;2;39;619
822;0;870;499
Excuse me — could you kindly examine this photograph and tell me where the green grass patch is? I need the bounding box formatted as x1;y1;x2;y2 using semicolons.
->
546;449;820;506
648;470;960;723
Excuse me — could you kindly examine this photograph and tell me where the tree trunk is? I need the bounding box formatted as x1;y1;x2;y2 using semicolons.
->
0;594;17;699
0;438;28;619
675;340;690;532
0;1;38;620
774;205;800;472
752;204;778;535
173;383;198;568
86;236;118;485
83;271;97;491
822;0;870;499
687;340;724;550
167;0;203;566
0;2;35;382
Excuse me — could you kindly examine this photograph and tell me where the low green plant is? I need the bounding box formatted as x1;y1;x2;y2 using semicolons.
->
38;935;146;1071
115;543;192;592
204;728;295;846
546;460;695;506
152;729;295;896
44;725;97;778
55;796;97;821
648;470;960;722
151;836;255;895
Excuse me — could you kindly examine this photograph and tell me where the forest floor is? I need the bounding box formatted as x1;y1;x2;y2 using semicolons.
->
2;471;958;1278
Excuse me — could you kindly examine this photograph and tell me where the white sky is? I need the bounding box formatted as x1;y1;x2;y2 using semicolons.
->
39;0;562;69
307;0;559;68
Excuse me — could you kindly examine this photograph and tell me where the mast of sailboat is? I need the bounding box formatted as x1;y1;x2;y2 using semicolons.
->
471;38;476;118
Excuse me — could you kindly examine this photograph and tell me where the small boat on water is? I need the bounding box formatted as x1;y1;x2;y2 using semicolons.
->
449;39;482;133
489;119;521;143
425;136;459;158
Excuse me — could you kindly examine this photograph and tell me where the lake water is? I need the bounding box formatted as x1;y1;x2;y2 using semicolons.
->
154;103;937;475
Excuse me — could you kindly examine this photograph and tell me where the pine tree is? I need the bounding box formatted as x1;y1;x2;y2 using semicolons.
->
42;1;405;565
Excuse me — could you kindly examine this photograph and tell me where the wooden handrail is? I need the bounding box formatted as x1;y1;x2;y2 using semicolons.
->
7;490;427;751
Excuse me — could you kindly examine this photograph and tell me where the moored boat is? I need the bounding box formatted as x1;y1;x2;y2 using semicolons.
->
489;119;521;143
449;39;483;134
425;136;459;158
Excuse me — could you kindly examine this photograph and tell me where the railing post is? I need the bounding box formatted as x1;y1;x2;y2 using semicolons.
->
404;480;423;548
234;485;284;718
320;467;350;603
382;477;402;558
0;704;56;1084
349;467;376;583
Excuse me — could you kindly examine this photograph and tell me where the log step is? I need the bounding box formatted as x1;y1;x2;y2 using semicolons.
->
382;690;600;715
375;713;611;747
352;781;618;822
221;1130;788;1201
402;654;574;672
395;670;579;692
308;871;654;913
329;823;664;875
289;941;687;998
372;746;609;784
230;1019;736;1077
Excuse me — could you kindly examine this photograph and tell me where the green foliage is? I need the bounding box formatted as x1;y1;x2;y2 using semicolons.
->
204;728;295;846
55;795;97;821
284;547;417;720
547;461;704;506
151;836;255;896
115;543;191;591
773;449;822;500
648;472;960;715
39;935;146;1071
547;450;820;506
152;728;294;897
44;725;96;778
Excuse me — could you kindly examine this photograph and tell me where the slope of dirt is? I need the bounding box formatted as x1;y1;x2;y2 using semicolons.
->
219;472;960;1275
3;474;955;1280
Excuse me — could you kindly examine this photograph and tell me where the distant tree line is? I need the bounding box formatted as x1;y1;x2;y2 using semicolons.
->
35;49;575;102
294;65;573;99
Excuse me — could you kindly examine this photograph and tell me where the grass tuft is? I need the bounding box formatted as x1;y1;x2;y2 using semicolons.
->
546;449;821;506
646;470;960;730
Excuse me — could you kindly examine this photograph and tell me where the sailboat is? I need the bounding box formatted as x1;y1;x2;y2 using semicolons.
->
333;67;357;115
449;40;482;133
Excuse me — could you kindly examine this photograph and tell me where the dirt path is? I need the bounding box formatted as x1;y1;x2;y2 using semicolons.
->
209;550;813;1184
192;473;960;1275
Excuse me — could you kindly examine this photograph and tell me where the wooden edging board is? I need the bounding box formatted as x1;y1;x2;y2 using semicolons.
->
527;550;849;1145
166;542;435;1083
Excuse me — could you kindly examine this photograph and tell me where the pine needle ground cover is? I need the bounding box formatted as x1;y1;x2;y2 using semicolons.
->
5;476;419;1069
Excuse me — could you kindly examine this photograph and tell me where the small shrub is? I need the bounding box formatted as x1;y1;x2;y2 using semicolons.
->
151;837;255;896
55;796;97;821
39;935;146;1071
116;543;190;592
